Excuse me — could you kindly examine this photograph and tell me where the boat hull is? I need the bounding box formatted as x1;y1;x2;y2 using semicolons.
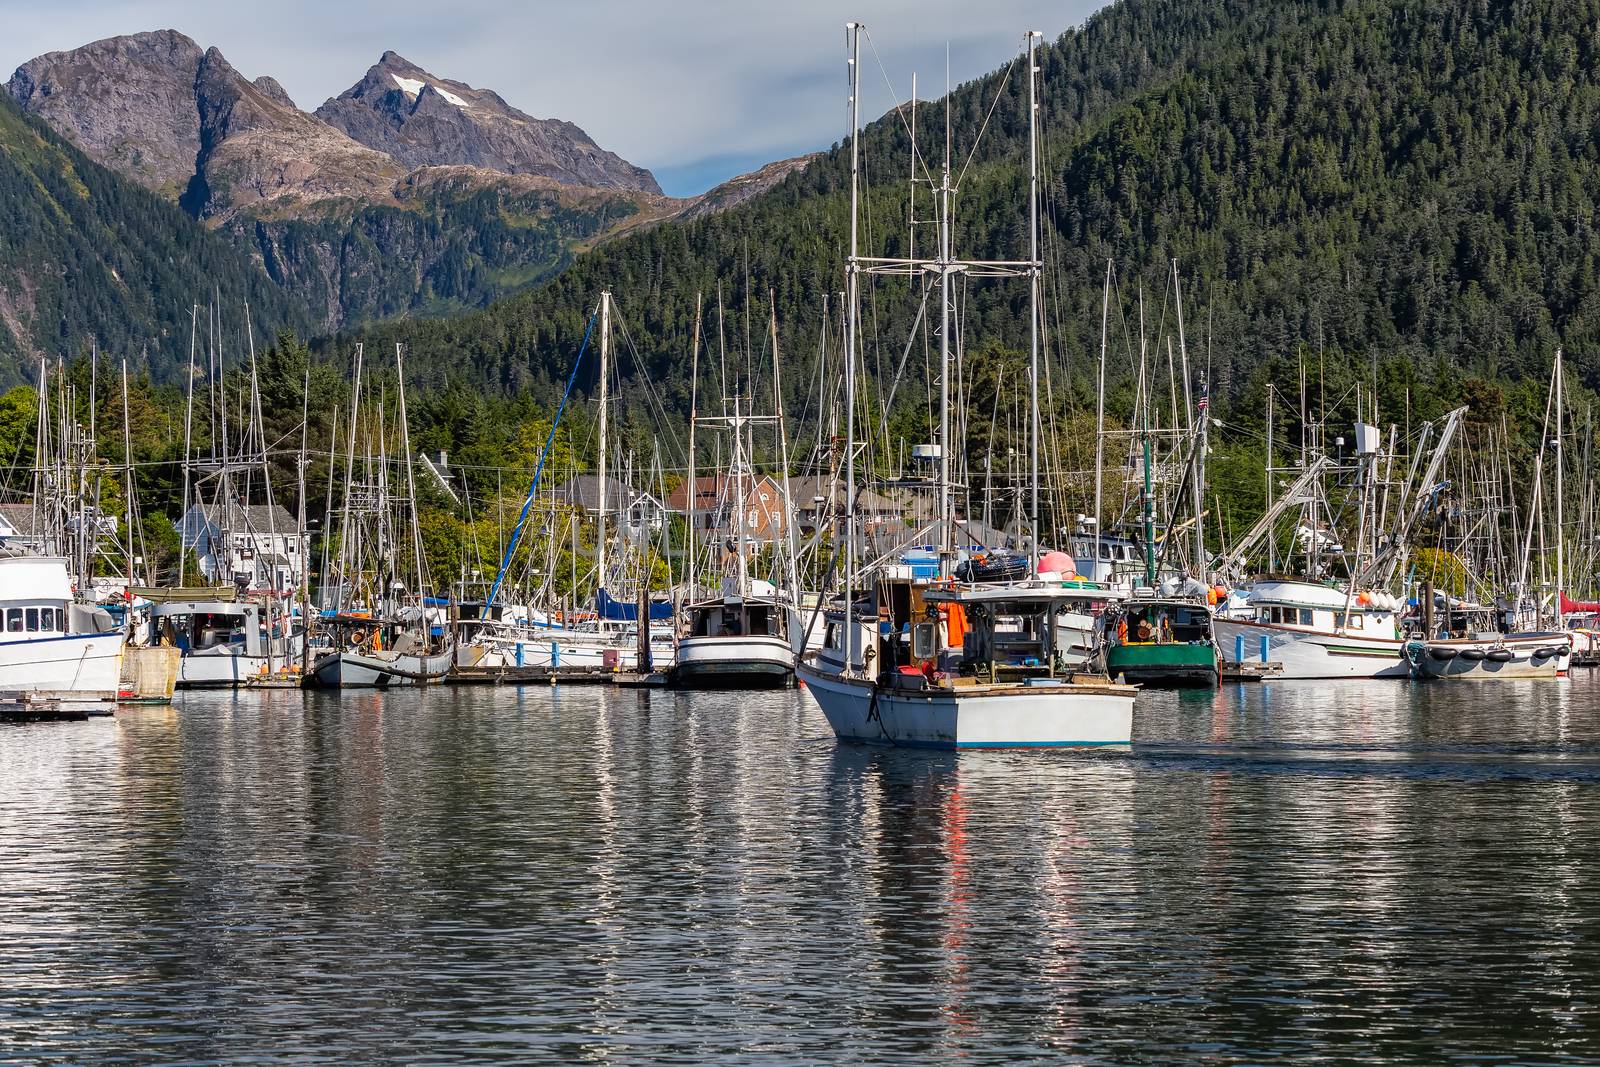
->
0;632;123;699
1408;634;1572;679
308;649;453;688
1214;618;1409;680
1106;642;1219;686
797;660;1134;749
671;635;794;689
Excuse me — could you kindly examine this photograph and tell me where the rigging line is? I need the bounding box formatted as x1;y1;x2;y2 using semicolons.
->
954;54;1021;191
861;29;936;186
487;304;600;606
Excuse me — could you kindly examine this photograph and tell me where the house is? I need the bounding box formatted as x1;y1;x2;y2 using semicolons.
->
179;502;304;593
0;503;46;553
550;475;668;540
0;501;117;554
665;474;790;545
785;474;904;535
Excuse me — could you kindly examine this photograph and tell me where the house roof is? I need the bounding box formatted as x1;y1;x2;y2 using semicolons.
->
0;502;42;538
186;502;299;537
664;473;785;512
550;475;663;513
785;475;901;515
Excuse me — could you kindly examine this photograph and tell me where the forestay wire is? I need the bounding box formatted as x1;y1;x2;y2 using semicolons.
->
487;304;601;606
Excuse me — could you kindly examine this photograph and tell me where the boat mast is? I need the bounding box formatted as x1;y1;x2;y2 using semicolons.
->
686;293;702;603
178;304;198;587
1556;347;1565;622
120;358;136;634
1094;261;1109;576
844;21;861;669
1026;29;1042;564
597;290;611;601
938;72;954;569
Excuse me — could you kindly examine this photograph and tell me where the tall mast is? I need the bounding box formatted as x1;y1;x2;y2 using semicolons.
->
597;290;611;599
1556;347;1565;618
1175;266;1204;576
120;359;136;626
395;344;427;619
336;343;364;612
844;22;861;669
1026;29;1042;564
938;86;954;566
686;293;703;602
179;304;198;587
771;295;802;637
1094;261;1109;576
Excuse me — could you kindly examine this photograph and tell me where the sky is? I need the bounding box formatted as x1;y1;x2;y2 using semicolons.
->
0;0;1108;196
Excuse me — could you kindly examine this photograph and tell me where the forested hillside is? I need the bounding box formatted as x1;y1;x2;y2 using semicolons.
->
0;92;314;380
361;0;1600;426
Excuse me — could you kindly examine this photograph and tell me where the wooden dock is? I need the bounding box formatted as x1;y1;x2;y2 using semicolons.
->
447;665;626;686
1221;661;1284;683
0;692;116;723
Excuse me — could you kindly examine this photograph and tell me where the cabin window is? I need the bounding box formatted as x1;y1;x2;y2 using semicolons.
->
24;608;39;631
6;608;19;632
1299;609;1314;626
1348;614;1364;630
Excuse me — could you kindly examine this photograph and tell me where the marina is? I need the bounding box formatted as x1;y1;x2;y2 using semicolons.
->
3;1;1600;1060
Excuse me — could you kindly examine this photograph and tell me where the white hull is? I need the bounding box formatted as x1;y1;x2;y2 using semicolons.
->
470;631;676;671
1409;634;1571;679
797;660;1133;749
176;640;304;687
0;632;123;698
673;635;793;688
309;649;453;688
1215;618;1409;680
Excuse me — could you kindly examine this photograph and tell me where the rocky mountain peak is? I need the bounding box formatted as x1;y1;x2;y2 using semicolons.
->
6;29;207;193
316;53;660;194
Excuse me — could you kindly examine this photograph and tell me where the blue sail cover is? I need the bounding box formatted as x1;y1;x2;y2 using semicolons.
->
596;587;674;622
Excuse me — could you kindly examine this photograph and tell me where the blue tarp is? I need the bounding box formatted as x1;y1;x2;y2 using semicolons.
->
596;587;674;622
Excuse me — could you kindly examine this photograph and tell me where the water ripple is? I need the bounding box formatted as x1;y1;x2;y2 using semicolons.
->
1;676;1598;1062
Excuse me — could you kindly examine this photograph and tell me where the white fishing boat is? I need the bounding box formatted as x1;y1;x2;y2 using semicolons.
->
1213;578;1410;680
149;597;302;687
674;588;796;688
799;583;1134;748
1406;631;1571;679
0;555;123;699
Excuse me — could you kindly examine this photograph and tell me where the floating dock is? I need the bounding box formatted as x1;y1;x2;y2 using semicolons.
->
0;692;116;723
1221;661;1284;683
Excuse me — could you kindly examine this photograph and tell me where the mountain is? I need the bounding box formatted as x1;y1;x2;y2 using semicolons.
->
0;89;314;378
7;31;400;219
6;32;675;329
316;52;660;194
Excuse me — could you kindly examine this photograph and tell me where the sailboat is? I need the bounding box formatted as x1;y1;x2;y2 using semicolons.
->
307;343;451;688
797;25;1136;748
672;297;803;688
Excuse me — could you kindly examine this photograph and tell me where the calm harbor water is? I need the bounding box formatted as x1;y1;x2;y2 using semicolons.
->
3;677;1599;1063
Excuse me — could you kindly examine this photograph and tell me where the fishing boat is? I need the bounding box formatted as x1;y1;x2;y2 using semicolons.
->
799;581;1134;748
1105;588;1220;686
799;28;1136;747
674;581;796;688
147;594;301;687
1406;632;1571;679
0;554;123;699
1213;579;1409;680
